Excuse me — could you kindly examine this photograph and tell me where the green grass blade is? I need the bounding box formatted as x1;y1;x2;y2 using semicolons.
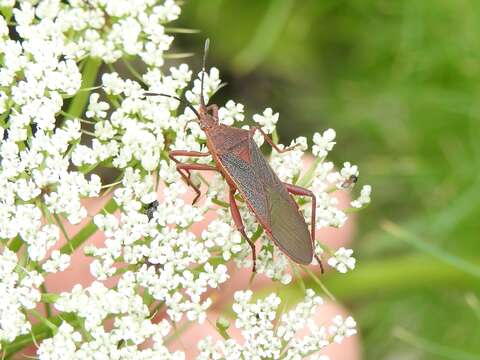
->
393;327;479;360
382;220;480;278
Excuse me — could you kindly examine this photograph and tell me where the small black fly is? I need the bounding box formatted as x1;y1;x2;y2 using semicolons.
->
146;200;159;220
341;175;358;189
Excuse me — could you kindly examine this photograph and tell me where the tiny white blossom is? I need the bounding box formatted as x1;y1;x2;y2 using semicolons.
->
170;63;192;89
42;250;71;273
253;107;279;134
102;72;125;95
312;129;336;157
329;315;357;343
351;184;372;208
86;93;110;118
218;100;245;125
328;247;356;273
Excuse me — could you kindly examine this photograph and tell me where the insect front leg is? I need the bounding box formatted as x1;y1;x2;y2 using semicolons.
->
228;187;257;273
250;127;299;153
283;182;324;273
169;150;217;205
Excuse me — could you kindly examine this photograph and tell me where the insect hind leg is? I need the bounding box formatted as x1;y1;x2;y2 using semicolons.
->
228;187;257;272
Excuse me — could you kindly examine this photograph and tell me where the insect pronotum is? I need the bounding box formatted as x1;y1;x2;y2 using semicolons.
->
147;39;322;273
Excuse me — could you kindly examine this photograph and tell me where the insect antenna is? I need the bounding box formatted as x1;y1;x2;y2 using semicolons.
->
144;92;200;118
200;38;210;108
145;38;211;119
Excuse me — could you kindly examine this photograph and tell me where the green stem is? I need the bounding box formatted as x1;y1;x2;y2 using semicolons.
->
213;317;231;340
212;197;229;208
5;313;77;358
41;293;60;304
122;58;144;83
251;225;264;241
39;284;52;318
81;129;96;137
165;27;200;34
272;130;279;145
100;180;122;189
301;265;336;301
66;57;102;119
164;52;195;59
59;197;118;255
28;309;57;332
297;157;321;187
53;213;73;253
290;261;306;292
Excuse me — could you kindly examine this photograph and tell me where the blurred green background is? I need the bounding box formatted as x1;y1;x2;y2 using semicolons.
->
174;0;480;359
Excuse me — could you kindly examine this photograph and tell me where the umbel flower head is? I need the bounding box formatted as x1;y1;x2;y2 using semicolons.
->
0;0;370;358
197;289;357;359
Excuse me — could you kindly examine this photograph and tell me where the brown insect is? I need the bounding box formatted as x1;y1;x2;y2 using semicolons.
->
147;40;321;272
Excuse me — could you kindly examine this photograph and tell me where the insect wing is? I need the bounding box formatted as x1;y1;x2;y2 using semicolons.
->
249;140;313;264
266;184;313;264
219;137;313;264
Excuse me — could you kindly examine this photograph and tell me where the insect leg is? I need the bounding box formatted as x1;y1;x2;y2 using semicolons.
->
283;183;324;273
229;187;257;272
169;150;211;163
169;150;216;205
176;163;218;204
250;127;299;153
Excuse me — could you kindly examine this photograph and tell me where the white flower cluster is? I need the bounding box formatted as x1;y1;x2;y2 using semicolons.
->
328;247;356;274
12;0;180;65
85;168;229;324
0;0;370;357
218;100;245;126
253;107;279;134
197;289;357;359
312;129;336;158
270;136;308;183
0;249;43;342
351;184;372;209
0;0;188;354
42;250;71;273
0;0;123;344
40;273;185;359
